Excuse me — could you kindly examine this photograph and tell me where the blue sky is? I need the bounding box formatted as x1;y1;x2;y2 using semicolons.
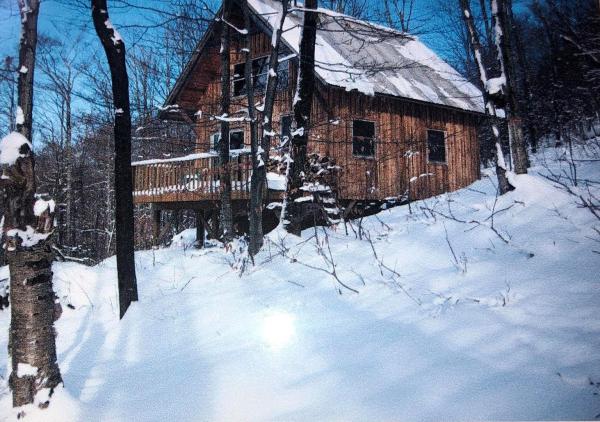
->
0;0;450;60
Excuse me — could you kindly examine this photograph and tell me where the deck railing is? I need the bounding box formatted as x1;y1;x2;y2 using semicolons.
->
132;152;253;203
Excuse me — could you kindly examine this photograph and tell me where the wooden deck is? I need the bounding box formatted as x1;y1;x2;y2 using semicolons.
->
132;152;260;204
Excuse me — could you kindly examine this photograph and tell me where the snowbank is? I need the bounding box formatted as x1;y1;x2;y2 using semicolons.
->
0;149;598;420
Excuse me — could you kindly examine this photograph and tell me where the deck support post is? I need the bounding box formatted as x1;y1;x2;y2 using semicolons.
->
152;207;161;247
195;210;205;249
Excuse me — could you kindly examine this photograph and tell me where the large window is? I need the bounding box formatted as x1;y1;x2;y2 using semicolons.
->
427;129;446;163
352;120;375;157
232;55;289;97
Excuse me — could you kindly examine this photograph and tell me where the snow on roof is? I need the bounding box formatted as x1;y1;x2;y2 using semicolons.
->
249;0;485;113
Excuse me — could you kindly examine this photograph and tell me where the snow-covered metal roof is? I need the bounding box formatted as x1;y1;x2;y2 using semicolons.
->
249;0;485;113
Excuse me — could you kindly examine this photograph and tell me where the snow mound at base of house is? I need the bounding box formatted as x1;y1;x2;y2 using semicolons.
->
0;146;599;421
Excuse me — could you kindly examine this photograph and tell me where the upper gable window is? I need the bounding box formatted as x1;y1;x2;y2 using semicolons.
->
253;56;269;93
232;55;289;97
427;129;446;163
352;120;375;157
233;63;246;97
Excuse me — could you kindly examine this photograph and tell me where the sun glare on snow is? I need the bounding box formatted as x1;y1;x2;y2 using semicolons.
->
261;311;296;350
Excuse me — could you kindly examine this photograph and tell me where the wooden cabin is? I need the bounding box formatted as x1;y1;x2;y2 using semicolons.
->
132;0;485;235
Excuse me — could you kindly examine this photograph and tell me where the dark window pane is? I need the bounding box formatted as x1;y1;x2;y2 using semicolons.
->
210;133;221;151
276;56;289;90
234;56;289;96
353;120;375;138
230;131;244;150
253;57;268;76
253;57;268;93
427;129;446;162
352;120;375;157
233;63;246;96
281;115;292;145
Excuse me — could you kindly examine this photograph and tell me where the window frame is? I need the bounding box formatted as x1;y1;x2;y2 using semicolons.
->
352;119;376;158
280;114;293;146
252;55;270;93
209;132;221;152
231;54;290;98
229;129;245;150
426;129;447;164
232;62;247;97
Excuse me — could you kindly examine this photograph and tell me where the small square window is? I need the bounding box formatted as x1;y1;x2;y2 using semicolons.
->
427;129;446;163
229;131;244;150
353;120;375;157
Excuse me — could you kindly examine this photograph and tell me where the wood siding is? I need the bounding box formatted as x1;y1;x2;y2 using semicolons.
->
136;15;481;205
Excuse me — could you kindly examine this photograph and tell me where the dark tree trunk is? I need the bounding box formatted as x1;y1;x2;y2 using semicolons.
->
2;0;63;409
512;18;537;154
478;0;493;48
195;210;205;249
459;0;514;194
494;0;529;174
219;0;234;243
249;0;289;255
284;0;318;235
92;0;138;319
242;0;261;257
65;95;74;246
15;0;38;141
152;207;161;247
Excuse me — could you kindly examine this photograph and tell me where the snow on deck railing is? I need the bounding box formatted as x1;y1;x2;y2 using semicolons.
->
132;150;254;199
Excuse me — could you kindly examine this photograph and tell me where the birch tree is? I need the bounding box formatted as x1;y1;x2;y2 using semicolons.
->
459;0;514;194
1;0;63;410
91;0;138;318
492;0;529;174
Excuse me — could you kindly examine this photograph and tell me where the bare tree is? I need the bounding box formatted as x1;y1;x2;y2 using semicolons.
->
382;0;416;32
459;0;514;194
242;0;260;257
249;0;290;256
1;0;62;410
492;0;529;174
92;0;138;318
284;0;319;235
219;0;234;243
0;56;17;136
38;37;84;248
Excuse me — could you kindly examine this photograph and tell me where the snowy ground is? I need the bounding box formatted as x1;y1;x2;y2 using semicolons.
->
0;146;599;421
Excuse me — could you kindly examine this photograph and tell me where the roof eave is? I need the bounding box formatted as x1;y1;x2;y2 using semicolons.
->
160;7;222;118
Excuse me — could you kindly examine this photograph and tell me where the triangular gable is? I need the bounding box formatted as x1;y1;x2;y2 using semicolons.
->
164;0;485;114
